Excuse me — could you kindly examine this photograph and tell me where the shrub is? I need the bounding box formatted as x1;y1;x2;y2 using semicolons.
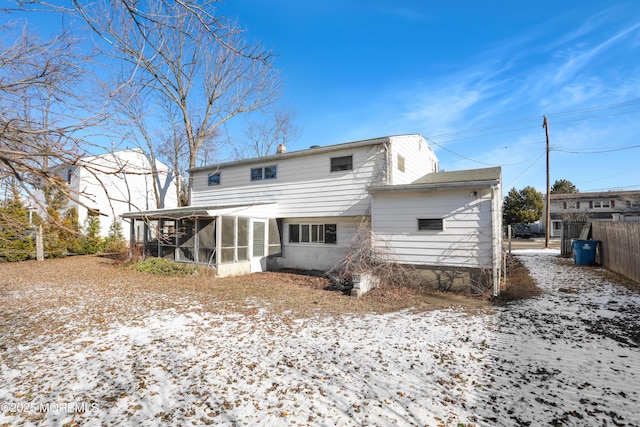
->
129;258;198;276
104;219;127;254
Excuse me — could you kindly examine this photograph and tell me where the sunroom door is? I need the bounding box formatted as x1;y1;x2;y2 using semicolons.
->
250;220;266;272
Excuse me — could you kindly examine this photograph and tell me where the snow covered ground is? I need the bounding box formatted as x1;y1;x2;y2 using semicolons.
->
475;250;640;426
1;251;639;426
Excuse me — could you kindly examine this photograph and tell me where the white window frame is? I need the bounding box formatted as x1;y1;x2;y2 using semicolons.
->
288;223;337;245
417;218;444;231
397;154;405;172
208;173;221;186
330;156;353;172
251;165;277;181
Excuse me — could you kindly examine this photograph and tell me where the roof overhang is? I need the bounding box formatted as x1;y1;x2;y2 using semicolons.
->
368;179;500;194
188;136;395;173
123;202;277;220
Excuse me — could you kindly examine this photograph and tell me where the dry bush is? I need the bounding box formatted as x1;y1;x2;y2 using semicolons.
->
496;254;542;301
327;220;419;289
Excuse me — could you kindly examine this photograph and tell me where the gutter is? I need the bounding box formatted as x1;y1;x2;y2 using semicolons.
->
367;179;500;193
189;136;394;173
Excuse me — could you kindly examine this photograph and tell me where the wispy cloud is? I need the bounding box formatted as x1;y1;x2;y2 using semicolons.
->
551;21;640;84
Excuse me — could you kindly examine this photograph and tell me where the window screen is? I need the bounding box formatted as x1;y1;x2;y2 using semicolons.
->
417;218;443;231
324;224;337;244
264;165;277;179
208;173;221;186
289;224;300;243
330;156;353;172
250;168;263;181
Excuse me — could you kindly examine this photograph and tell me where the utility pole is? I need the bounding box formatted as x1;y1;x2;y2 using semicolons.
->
543;116;551;249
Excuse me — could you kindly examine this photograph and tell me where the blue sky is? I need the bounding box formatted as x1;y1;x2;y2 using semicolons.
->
216;0;640;193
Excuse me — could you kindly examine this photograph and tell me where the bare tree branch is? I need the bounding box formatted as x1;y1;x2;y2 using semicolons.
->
242;108;303;157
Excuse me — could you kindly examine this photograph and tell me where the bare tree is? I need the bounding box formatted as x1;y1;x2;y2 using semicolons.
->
242;108;303;157
67;0;281;203
0;19;97;206
108;84;163;208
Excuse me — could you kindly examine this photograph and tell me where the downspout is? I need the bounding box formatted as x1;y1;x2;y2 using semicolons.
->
491;184;501;296
383;141;391;186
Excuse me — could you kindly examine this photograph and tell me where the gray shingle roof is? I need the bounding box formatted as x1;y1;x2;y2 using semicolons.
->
412;166;501;185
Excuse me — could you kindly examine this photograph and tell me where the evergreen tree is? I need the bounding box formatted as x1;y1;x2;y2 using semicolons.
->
0;187;34;262
38;178;71;257
104;218;127;253
551;179;578;194
503;186;544;225
79;212;104;254
60;207;82;254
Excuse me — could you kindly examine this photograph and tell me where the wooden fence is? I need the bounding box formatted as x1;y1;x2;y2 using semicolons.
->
560;221;589;256
592;221;640;283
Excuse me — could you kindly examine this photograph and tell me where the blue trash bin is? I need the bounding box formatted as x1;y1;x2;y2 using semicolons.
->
573;240;598;266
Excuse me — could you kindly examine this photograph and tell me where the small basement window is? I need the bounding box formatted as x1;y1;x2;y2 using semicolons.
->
417;218;443;231
330;156;353;172
208;173;221;186
289;223;337;244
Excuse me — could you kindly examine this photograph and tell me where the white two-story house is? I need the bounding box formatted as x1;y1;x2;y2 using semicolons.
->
39;149;178;237
124;134;502;294
545;190;640;237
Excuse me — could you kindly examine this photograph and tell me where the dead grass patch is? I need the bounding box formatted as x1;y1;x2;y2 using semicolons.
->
495;254;542;302
0;256;489;321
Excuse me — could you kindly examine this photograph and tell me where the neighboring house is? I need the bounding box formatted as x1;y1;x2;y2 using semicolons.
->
544;191;640;237
124;134;502;294
39;148;178;237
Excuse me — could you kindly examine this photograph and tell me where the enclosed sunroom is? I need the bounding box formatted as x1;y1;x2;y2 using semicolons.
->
122;203;281;277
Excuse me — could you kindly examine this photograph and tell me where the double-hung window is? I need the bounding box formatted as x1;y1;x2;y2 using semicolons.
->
208;173;221;186
330;156;352;172
251;165;277;181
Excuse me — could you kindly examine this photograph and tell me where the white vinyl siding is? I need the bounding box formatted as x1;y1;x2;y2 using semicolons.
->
272;217;360;271
191;146;386;217
372;189;493;268
388;134;438;185
66;150;178;237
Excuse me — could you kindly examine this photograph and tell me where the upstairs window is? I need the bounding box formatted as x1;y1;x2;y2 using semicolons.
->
251;165;277;181
417;218;444;231
208;173;221;186
330;156;353;172
592;200;611;209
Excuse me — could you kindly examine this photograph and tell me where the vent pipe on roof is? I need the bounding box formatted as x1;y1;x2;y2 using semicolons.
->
276;143;286;154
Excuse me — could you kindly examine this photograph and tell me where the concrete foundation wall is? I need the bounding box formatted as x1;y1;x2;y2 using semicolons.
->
216;261;251;278
412;264;492;295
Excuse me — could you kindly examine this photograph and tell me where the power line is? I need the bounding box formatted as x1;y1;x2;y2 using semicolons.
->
581;184;640;192
424;137;499;166
554;144;640;155
547;98;640;118
504;150;546;188
425;98;640;143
